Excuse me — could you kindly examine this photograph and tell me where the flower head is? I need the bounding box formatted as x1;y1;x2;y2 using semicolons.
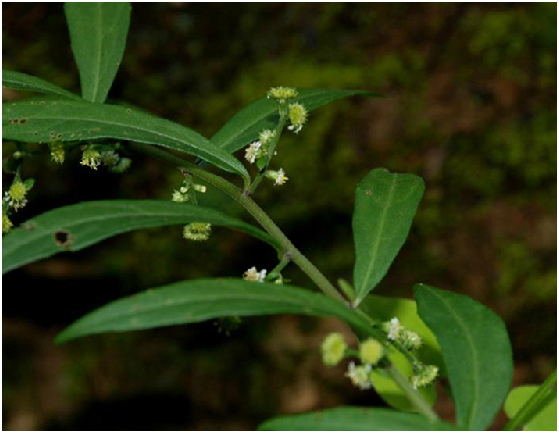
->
172;190;189;202
401;329;422;351
2;213;13;234
265;168;289;186
49;141;65;164
346;361;372;390
80;147;102;170
287;103;308;133
258;129;276;146
183;222;211;241
410;365;439;389
359;338;384;366
267;87;298;101
5;181;29;211
321;333;347;366
244;141;263;164
243;266;267;282
384;317;404;341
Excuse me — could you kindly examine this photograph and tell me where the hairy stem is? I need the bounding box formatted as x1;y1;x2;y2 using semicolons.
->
129;142;345;302
129;142;438;420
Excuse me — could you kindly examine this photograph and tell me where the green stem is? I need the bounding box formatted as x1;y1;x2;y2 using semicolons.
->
268;253;291;280
503;369;557;431
387;364;439;423
128;142;437;420
128;142;345;303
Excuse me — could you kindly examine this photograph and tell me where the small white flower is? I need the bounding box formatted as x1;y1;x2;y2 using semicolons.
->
265;169;289;186
193;184;207;193
387;317;403;341
172;190;187;202
243;266;267;282
244;141;262;164
258;129;276;145
345;361;372;390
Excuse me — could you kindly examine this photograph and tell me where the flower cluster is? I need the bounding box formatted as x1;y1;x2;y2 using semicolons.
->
287;102;308;134
244;129;276;165
410;364;439;389
267;86;298;102
346;361;373;390
80;146;131;172
243;266;267;282
4;180;29;212
49;141;65;164
80;147;102;170
320;333;385;391
383;317;422;351
2;212;13;234
321;333;347;366
172;177;207;203
183;222;211;241
265;169;289;186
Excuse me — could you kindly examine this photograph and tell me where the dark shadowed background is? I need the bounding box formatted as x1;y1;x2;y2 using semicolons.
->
2;3;556;430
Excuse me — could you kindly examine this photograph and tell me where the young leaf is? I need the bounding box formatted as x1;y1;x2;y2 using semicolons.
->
352;168;425;305
2;69;82;101
64;2;131;103
258;406;458;431
359;295;444;411
211;88;379;155
414;284;514;431
2;99;249;180
504;385;557;431
2;200;279;275
55;279;375;343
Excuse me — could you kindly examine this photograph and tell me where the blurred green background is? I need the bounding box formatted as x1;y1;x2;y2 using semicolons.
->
2;3;556;430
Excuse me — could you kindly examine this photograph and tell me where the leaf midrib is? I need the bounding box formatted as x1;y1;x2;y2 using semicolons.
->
90;4;103;102
357;174;397;302
3;101;240;171
427;288;480;429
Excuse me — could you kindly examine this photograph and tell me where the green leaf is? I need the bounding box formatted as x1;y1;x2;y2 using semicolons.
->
359;295;443;411
2;99;249;179
352;168;425;305
504;386;557;431
64;2;131;103
258;406;458;431
2;69;82;101
2;200;279;275
211;88;379;155
55;279;375;343
414;284;513;431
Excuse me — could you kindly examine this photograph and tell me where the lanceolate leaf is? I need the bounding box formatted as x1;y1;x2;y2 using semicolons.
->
258;407;458;431
2;200;279;275
65;2;131;103
414;284;514;431
2;99;249;179
211;88;379;155
55;279;374;343
359;295;443;411
2;69;82;101
352;168;425;305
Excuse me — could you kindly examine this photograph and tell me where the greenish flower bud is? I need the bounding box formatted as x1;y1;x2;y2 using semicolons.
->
80;147;102;170
267;86;298;101
2;213;13;234
287;103;308;133
321;332;347;366
183;222;211;241
401;329;422;351
49;141;65;164
410;364;439;389
358;338;384;365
